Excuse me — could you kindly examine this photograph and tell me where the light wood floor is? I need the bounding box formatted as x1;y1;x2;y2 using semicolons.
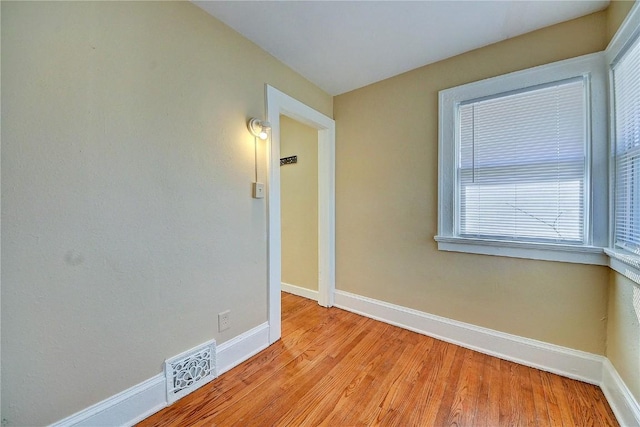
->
139;292;618;426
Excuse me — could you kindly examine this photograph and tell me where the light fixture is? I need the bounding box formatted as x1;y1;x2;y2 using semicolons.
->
247;118;271;140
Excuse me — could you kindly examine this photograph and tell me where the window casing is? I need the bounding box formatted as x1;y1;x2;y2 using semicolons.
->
436;53;608;265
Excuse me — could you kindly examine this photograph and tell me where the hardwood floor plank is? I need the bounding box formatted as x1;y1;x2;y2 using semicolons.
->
437;348;478;427
372;338;437;426
405;339;461;426
580;379;619;427
459;349;487;426
485;354;503;426
544;371;579;427
138;293;619;427
530;369;552;426
317;325;410;426
517;362;538;426
211;317;372;425
471;351;492;426
354;332;427;425
432;345;467;426
570;377;617;427
499;359;525;426
252;322;398;426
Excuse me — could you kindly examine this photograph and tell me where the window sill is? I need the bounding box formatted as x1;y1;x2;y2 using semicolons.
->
605;248;640;286
434;236;607;265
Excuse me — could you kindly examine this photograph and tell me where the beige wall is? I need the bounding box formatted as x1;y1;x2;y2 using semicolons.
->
280;116;319;292
605;0;640;406
2;0;638;425
0;2;331;425
334;11;611;354
607;273;640;402
607;0;636;41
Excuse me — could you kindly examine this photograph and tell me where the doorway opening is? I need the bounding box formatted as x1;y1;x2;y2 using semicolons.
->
280;115;320;301
265;85;335;344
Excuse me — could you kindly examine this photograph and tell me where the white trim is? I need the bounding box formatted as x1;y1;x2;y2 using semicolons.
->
49;323;270;427
281;282;319;301
437;52;609;263
266;85;336;344
606;248;640;286
436;236;607;265
334;290;604;385
216;322;270;375
49;375;166;427
606;1;640;65
601;358;640;427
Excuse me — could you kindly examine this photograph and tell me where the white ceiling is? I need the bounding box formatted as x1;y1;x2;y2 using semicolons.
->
194;1;609;96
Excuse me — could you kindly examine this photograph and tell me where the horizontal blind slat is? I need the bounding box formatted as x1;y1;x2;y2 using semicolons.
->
458;79;586;243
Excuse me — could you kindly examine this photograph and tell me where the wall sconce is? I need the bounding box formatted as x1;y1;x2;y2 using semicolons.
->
247;118;271;140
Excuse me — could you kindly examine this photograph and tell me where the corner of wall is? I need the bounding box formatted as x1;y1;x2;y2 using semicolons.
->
606;0;637;42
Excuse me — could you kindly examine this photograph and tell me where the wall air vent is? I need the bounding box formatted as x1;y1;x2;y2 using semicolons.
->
165;339;217;404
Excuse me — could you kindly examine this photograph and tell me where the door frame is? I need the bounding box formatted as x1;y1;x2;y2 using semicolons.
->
265;85;335;344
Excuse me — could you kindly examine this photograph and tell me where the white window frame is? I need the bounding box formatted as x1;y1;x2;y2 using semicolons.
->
605;3;640;283
436;53;608;265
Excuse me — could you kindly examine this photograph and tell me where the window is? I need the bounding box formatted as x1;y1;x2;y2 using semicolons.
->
436;53;608;265
458;80;586;244
612;33;640;254
606;4;640;280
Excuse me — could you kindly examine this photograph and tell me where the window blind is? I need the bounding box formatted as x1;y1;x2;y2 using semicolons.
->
457;79;587;243
613;34;640;253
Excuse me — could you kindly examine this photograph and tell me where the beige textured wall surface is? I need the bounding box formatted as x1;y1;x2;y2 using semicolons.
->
607;0;637;41
0;2;331;425
334;11;610;354
605;0;640;407
280;116;319;291
607;273;640;403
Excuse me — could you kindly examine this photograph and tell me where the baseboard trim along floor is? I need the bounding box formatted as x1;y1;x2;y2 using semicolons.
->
50;291;639;426
334;289;640;427
50;322;269;427
281;282;319;301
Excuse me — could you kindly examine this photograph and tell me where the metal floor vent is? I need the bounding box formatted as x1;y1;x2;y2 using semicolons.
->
165;339;217;404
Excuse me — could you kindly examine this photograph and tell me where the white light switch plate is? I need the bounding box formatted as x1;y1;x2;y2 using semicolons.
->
252;182;265;199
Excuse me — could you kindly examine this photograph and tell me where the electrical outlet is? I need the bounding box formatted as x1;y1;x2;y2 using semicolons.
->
218;310;231;332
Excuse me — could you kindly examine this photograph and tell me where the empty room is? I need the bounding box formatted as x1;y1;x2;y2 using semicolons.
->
2;0;639;426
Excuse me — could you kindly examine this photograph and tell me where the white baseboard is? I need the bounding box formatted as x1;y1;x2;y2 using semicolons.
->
49;375;166;427
47;296;640;427
217;322;270;375
335;290;640;426
334;290;604;385
50;322;270;427
601;358;640;427
282;282;319;301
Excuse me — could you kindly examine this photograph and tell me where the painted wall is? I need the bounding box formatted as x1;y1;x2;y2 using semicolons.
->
0;2;331;426
607;274;640;403
605;0;640;406
607;0;636;41
334;11;611;354
280;116;319;292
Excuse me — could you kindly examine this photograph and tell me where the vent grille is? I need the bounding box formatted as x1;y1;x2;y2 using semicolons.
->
165;340;216;404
